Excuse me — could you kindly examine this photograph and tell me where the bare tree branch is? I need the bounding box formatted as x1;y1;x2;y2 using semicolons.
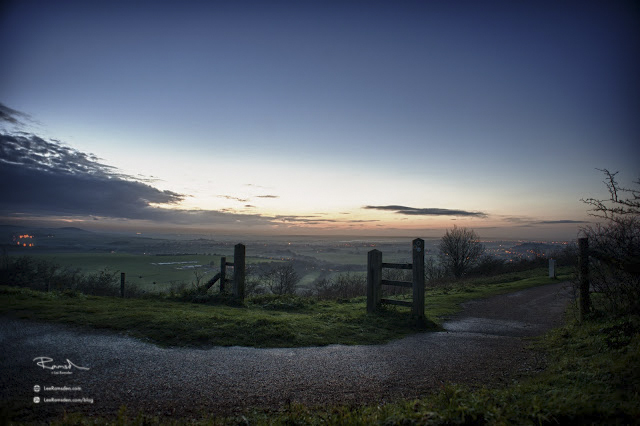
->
438;226;485;279
581;169;640;223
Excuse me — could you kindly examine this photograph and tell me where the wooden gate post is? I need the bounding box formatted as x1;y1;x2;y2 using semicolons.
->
219;257;227;292
412;238;426;326
120;272;125;298
367;249;382;313
578;237;590;321
233;243;246;301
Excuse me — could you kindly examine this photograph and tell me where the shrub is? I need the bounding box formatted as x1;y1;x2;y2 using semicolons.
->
261;263;300;295
580;169;640;315
312;273;366;299
438;226;485;279
0;255;140;298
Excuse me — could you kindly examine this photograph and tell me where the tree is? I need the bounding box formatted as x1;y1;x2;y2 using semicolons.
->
192;268;205;288
581;169;640;223
438;225;485;279
263;263;299;295
580;169;640;314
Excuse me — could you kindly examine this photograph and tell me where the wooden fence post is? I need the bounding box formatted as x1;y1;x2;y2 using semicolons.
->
578;237;590;321
412;238;426;327
548;258;556;278
233;243;246;301
367;249;382;313
219;257;226;292
120;272;125;298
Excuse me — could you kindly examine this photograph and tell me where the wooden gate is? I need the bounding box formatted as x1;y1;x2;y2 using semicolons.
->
367;238;425;327
203;243;246;300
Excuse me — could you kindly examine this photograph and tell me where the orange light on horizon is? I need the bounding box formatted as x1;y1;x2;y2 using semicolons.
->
15;234;36;247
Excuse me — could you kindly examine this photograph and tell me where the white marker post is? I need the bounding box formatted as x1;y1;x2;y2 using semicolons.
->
549;258;556;279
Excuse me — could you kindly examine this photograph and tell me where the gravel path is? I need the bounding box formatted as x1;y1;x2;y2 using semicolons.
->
1;282;572;421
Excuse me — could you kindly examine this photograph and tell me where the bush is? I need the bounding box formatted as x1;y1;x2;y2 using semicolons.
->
0;254;138;297
581;169;640;315
584;218;640;315
438;226;485;278
312;273;366;299
470;255;507;276
261;263;300;295
75;268;120;296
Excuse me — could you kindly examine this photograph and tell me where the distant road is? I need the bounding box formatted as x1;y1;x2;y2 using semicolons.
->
1;282;572;421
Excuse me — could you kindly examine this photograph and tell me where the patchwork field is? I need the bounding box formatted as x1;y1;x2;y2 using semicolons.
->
24;252;268;293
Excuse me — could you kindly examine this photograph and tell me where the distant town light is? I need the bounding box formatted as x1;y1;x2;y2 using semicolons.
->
13;234;36;248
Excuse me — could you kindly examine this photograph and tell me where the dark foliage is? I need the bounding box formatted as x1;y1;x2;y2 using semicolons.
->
580;169;640;315
438;226;485;278
248;294;316;311
0;253;145;297
261;263;300;295
312;272;366;299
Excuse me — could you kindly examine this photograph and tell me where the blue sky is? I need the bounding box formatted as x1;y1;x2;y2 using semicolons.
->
1;0;638;239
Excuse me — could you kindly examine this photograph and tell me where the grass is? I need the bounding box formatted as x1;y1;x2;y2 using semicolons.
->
3;266;636;424
0;267;569;348
0;286;426;348
423;267;573;318
23;252;269;292
38;305;639;425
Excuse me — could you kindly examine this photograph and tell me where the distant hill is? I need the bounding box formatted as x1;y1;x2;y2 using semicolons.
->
0;224;90;234
511;242;557;251
57;227;91;233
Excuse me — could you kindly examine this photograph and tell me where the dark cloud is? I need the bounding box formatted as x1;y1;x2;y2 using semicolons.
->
0;103;31;126
363;205;488;218
501;216;588;226
2;133;125;178
273;215;378;226
217;194;279;203
274;215;334;224
0;129;371;230
501;216;531;224
217;195;250;202
0;134;184;219
534;220;589;225
0;132;283;229
340;219;380;223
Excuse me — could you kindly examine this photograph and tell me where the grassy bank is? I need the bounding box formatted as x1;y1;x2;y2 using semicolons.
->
232;310;639;425
48;306;640;425
6;266;635;424
1;286;423;347
0;267;569;348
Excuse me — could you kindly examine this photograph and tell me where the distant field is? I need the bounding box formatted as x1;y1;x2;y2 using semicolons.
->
24;253;268;293
293;247;416;265
13;239;381;292
297;269;323;288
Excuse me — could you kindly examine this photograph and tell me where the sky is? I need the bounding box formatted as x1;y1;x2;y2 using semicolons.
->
1;0;639;240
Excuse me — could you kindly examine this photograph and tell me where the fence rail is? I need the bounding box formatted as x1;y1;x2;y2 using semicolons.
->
202;243;246;300
381;279;413;288
381;262;412;270
367;238;426;327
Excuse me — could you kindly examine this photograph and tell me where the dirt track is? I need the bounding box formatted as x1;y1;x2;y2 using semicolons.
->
0;282;572;421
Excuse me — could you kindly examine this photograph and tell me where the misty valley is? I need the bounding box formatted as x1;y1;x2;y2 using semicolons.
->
1;224;571;297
